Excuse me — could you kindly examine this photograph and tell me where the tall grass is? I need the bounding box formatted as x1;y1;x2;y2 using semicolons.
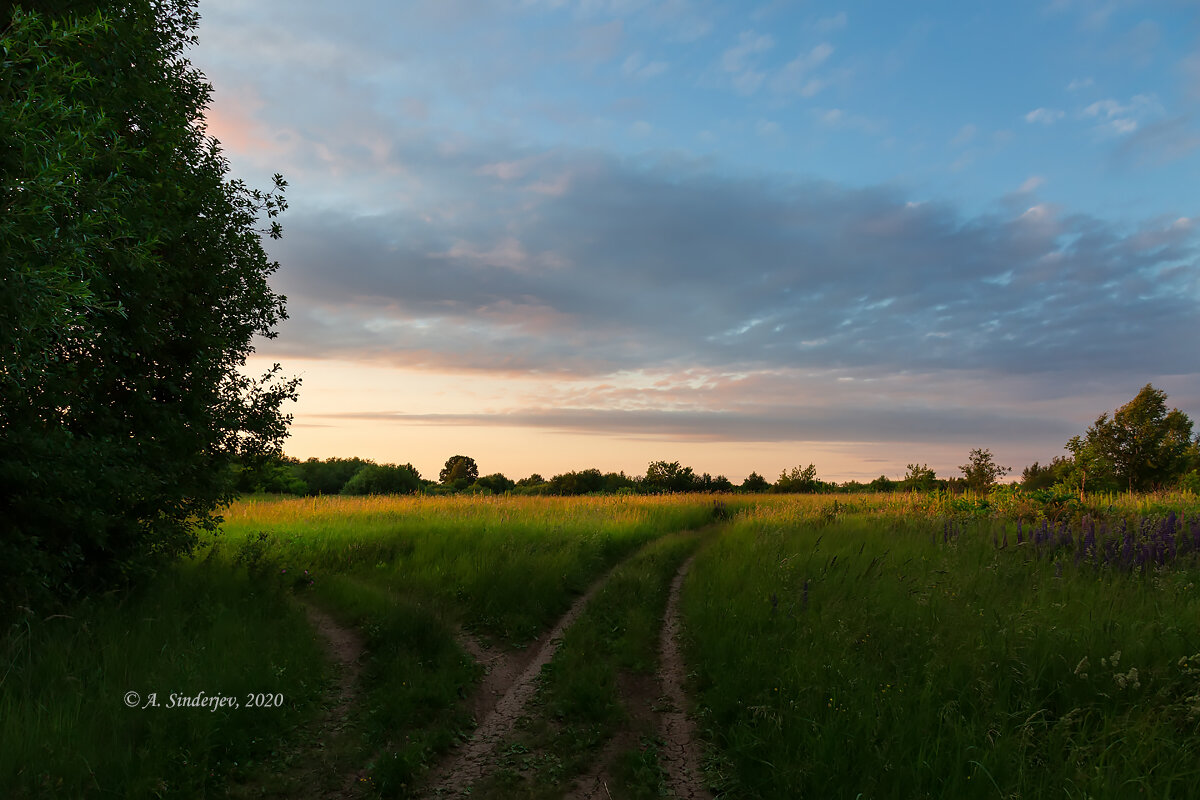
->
213;493;722;794
1;494;719;797
215;494;721;643
0;560;327;798
683;499;1200;798
471;527;712;799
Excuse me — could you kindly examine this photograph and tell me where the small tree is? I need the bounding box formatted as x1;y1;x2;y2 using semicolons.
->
774;464;820;493
868;475;896;492
959;448;1011;494
644;460;698;493
901;464;938;492
1020;457;1073;491
439;455;479;484
740;472;770;493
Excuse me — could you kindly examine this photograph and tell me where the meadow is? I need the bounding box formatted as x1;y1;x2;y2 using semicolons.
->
685;494;1200;798
2;491;1198;798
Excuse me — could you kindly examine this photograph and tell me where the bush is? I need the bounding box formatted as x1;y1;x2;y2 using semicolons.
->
340;463;421;495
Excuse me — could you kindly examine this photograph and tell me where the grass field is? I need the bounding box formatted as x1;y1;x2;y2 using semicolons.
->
2;491;1198;798
684;496;1200;798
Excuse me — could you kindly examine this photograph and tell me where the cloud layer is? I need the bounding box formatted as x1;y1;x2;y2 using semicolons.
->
266;147;1199;385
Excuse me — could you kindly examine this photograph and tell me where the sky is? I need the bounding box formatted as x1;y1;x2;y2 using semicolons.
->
191;0;1200;484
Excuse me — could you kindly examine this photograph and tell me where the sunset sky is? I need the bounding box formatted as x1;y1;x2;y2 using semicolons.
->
192;0;1200;484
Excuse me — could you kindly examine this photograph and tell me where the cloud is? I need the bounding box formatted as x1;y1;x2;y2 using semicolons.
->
950;124;977;147
261;143;1200;397
621;52;669;79
755;119;781;137
1025;107;1065;124
1067;77;1094;91
1018;175;1046;193
1083;94;1162;136
816;108;881;133
720;30;774;94
573;19;625;64
1113;115;1200;166
1182;52;1200;102
771;42;835;96
813;12;848;33
316;403;1073;445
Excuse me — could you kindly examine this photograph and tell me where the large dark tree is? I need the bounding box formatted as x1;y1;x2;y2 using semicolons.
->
1079;384;1195;492
1;2;297;614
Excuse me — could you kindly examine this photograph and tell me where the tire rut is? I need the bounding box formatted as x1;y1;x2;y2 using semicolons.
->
656;554;712;800
567;549;713;800
300;601;372;800
419;564;623;798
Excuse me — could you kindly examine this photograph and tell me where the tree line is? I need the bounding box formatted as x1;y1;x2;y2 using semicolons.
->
236;385;1200;498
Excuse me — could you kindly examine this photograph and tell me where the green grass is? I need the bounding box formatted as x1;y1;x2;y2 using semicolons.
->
216;494;720;644
7;491;1196;798
471;527;713;799
1;494;720;798
683;500;1200;799
0;559;327;799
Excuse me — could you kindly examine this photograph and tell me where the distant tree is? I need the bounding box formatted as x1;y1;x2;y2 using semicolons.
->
901;464;938;492
868;475;896;492
698;473;734;492
774;464;820;493
292;457;372;495
1020;457;1073;491
516;474;545;487
548;468;606;495
474;473;515;494
341;463;421;495
232;455;306;495
644;460;698;493
439;455;479;484
602;471;638;493
1080;384;1195;492
959;448;1011;494
740;472;770;493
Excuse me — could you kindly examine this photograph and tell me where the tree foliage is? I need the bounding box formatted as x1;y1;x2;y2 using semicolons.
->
740;471;769;493
1;2;297;612
341;463;421;496
1020;457;1073;491
1081;384;1195;492
644;460;697;493
959;448;1011;493
439;454;479;485
901;463;938;492
774;464;820;493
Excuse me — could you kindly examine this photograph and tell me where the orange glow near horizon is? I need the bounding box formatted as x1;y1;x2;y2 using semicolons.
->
251;356;1034;485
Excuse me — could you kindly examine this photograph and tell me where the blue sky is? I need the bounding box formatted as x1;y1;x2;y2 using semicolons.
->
192;0;1200;482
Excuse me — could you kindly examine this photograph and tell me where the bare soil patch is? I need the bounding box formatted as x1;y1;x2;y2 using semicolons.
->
225;600;368;800
419;572;616;798
656;555;713;800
